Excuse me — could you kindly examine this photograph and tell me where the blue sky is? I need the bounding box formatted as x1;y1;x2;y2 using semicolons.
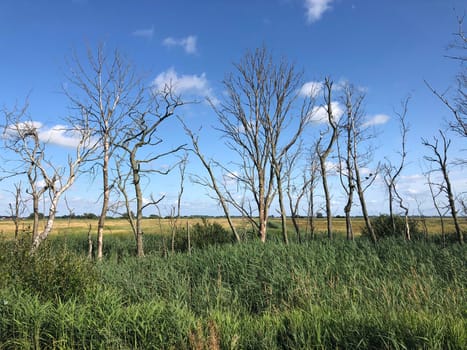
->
0;0;465;217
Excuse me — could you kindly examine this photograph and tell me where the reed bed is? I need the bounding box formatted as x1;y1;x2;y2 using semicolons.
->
0;233;465;349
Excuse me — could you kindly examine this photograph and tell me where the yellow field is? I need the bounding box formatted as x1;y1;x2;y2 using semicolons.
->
0;216;465;239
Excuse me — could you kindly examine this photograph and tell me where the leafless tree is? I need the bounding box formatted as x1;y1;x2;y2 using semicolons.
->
2;100;96;250
335;87;362;241
181;123;241;243
8;182;26;240
316;78;339;240
426;171;449;245
209;47;312;242
382;97;410;238
422;130;463;244
445;14;467;137
114;85;185;257
284;144;312;243
64;45;144;259
341;84;378;243
305;149;320;239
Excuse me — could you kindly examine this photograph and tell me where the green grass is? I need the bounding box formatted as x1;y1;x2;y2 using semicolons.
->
0;235;466;349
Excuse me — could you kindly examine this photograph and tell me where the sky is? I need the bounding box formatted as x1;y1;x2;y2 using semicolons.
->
0;0;466;218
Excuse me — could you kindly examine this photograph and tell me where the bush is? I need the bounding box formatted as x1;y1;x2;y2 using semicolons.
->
0;238;97;302
174;218;235;252
362;215;421;240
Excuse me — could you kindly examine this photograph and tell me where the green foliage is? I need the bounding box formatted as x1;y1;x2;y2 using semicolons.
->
362;214;421;239
0;236;466;348
0;237;97;302
173;218;235;252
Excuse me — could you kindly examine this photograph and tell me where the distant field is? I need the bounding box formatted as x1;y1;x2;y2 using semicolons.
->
0;216;465;239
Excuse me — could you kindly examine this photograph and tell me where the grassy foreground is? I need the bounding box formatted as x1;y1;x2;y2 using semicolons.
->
0;233;466;349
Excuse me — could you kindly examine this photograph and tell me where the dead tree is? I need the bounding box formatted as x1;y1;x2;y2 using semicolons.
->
64;45;144;259
115;85;185;257
382;97;410;238
426;171;449;245
284;144;312;243
181;122;241;243
340;84;378;243
422;131;463;244
8;182;26;240
306;150;320;239
316;78;339;240
209;47;312;242
2;100;96;250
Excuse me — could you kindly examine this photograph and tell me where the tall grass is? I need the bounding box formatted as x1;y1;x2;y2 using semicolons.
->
0;236;465;349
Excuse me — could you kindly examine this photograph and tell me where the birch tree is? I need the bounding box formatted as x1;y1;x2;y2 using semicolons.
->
2;100;96;250
64;45;143;259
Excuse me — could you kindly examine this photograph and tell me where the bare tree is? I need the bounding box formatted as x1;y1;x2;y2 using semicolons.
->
115;85;185;257
341;84;378;243
422;130;463;244
336;87;360;241
2;100;96;250
305;150;320;239
284;144;312;243
445;14;467;137
382;97;410;238
316;78;339;240
209;47;311;242
8;182;26;240
64;45;144;259
182;123;241;243
426;172;449;245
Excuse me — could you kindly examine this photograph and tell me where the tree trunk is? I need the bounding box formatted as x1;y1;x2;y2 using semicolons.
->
276;170;288;245
319;156;333;239
97;139;110;260
443;167;463;244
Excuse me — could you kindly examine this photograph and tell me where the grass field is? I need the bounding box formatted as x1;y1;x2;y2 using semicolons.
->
0;215;465;239
0;235;465;349
1;214;466;348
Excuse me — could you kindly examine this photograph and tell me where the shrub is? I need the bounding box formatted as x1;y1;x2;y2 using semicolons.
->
362;214;421;240
0;238;97;302
174;218;235;252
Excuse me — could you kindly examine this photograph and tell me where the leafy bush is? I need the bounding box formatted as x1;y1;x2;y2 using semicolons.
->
0;237;97;302
174;218;235;252
362;214;421;240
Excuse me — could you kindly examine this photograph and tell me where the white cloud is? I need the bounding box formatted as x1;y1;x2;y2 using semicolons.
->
38;124;84;148
152;67;217;102
132;26;154;39
308;101;343;124
5;121;84;148
304;0;334;23
362;114;390;127
299;81;323;98
163;35;197;54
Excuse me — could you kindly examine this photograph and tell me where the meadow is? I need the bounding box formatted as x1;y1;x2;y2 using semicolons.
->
0;216;466;349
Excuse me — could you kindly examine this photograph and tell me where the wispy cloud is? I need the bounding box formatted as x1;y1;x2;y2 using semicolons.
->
162;35;197;54
362;114;390;127
304;0;334;23
132;26;154;39
152;67;217;103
